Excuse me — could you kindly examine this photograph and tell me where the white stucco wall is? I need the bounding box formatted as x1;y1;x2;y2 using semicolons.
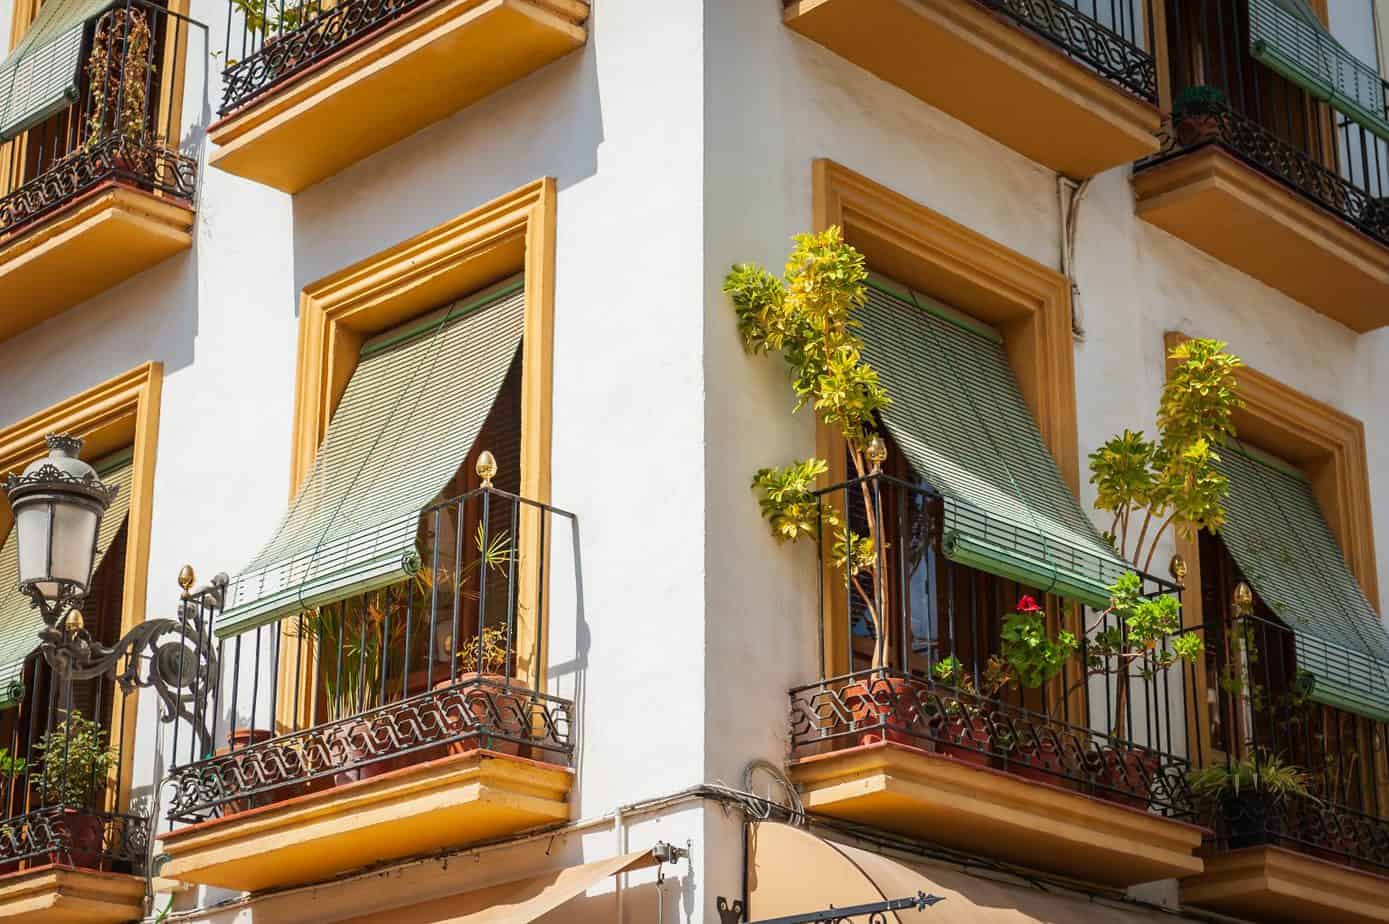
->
0;0;1386;920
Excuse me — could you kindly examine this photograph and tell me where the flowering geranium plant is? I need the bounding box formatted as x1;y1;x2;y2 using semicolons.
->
998;595;1078;689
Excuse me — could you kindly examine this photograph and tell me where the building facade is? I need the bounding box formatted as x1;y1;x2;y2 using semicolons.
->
0;0;1383;921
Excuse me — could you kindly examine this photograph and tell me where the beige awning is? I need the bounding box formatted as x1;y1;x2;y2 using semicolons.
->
340;849;658;924
749;823;1172;922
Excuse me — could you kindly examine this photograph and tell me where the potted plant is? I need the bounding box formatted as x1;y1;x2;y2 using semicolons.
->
1190;752;1310;849
1172;85;1227;147
994;596;1077;784
33;712;114;870
925;655;1008;767
726;229;893;672
82;7;154;173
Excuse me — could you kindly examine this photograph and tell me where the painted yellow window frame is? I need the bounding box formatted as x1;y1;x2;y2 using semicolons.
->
0;362;163;813
1167;331;1380;770
277;178;557;722
811;160;1082;676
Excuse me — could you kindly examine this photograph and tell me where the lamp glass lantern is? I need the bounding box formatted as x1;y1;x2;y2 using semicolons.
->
3;435;118;623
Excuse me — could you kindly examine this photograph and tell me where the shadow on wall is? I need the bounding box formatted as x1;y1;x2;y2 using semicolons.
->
534;876;693;924
289;34;604;291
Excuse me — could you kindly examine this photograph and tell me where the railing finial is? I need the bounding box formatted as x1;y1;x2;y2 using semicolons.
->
476;450;497;488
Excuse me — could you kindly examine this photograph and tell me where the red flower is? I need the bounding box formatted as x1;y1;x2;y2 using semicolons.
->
1015;595;1041;613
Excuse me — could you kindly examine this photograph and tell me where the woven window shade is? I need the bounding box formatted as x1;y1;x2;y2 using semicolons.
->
0;449;133;707
217;277;525;639
1249;0;1389;143
0;0;113;142
1215;443;1389;722
857;276;1128;609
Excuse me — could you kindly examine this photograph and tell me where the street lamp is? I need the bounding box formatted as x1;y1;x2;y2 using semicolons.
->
0;433;217;728
4;434;117;635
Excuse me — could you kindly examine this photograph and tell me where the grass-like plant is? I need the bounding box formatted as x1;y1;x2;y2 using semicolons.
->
1189;750;1311;806
726;229;892;668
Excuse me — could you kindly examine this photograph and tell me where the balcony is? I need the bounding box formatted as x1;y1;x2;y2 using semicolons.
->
0;662;149;922
783;474;1206;887
1133;0;1389;332
0;0;203;335
208;0;590;193
158;487;578;893
1179;611;1389;923
782;0;1161;178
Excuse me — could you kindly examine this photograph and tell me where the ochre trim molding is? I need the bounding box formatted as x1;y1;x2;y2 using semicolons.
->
811;160;1081;672
0;363;163;813
0;864;146;921
292;178;556;694
1165;331;1378;609
813;159;1080;489
1166;331;1379;763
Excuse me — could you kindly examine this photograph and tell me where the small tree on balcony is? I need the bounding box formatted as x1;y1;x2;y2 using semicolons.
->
725;228;893;669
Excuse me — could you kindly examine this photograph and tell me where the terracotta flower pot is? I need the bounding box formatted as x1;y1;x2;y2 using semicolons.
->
333;720;395;787
1097;750;1161;810
842;676;920;748
219;728;304;811
48;808;103;870
1175;113;1222;148
931;704;992;768
434;674;527;757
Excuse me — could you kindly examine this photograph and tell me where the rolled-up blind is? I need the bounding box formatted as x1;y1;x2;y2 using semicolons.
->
1215;443;1389;722
1249;0;1389;143
857;276;1128;610
0;0;114;142
217;277;525;638
0;449;133;706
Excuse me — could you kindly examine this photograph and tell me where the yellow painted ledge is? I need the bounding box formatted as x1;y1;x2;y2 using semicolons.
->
788;743;1205;888
0;865;145;923
783;0;1160;178
159;750;573;893
209;0;589;193
0;185;194;341
1134;146;1389;332
1180;845;1389;924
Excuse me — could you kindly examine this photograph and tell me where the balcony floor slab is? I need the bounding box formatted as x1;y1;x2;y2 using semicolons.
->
1180;845;1389;924
0;866;145;923
159;749;572;893
788;741;1205;888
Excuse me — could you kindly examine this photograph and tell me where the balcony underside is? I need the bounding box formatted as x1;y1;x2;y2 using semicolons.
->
788;742;1205;887
1180;846;1389;924
1134;146;1389;332
160;750;571;892
0;185;194;337
782;0;1160;178
0;867;145;923
209;0;588;193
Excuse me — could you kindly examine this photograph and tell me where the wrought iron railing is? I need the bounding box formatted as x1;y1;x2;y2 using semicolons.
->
0;0;205;240
163;486;578;824
0;656;149;875
1210;791;1389;874
789;472;1200;817
978;0;1158;104
1197;590;1389;871
1144;0;1389;248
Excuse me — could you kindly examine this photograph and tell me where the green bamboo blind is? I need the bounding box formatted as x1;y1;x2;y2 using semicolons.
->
1249;0;1389;143
0;449;133;707
0;0;114;142
857;276;1129;609
217;277;525;638
1216;443;1389;722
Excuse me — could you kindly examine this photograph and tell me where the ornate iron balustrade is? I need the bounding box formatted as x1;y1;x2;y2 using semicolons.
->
1211;791;1389;873
0;136;197;240
0;0;204;240
165;676;573;821
1140;106;1389;248
219;0;432;115
162;486;579;824
789;670;1196;818
0;806;148;874
978;0;1158;104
